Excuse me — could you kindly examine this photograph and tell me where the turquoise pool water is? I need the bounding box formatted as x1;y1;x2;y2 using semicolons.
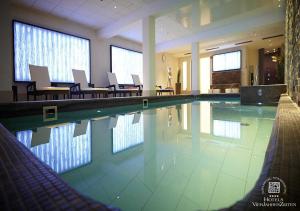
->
2;100;276;210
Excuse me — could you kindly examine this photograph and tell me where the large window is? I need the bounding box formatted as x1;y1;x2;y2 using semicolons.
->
13;21;90;82
111;45;143;84
212;51;241;72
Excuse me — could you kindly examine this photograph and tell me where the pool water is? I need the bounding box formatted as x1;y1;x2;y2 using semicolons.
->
2;100;276;211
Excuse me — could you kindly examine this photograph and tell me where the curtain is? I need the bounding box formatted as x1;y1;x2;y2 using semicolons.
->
14;21;90;83
111;46;143;84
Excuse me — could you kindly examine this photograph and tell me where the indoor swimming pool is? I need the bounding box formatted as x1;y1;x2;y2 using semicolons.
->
1;100;277;211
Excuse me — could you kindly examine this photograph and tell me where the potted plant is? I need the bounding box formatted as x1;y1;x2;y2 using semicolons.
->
175;69;181;95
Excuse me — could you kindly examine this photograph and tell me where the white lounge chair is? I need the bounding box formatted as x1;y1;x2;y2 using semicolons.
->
131;74;143;95
107;72;139;97
28;64;69;100
156;86;174;95
71;69;109;98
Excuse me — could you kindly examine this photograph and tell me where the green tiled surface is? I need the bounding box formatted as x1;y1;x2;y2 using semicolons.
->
9;100;276;210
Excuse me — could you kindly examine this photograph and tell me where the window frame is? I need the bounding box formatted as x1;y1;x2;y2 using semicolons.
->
211;50;242;72
110;45;143;86
12;20;92;84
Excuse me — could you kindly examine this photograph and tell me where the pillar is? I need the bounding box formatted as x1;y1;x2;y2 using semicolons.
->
191;0;200;95
191;42;200;95
143;16;156;96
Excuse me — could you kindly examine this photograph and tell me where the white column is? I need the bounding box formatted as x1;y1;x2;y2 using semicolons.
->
191;42;200;95
191;0;200;95
143;16;156;96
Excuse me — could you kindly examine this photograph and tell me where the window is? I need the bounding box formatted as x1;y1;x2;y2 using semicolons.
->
13;21;90;83
212;51;241;71
111;45;143;84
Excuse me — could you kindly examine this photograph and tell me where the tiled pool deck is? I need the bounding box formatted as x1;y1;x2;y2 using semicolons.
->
0;94;299;210
228;94;300;210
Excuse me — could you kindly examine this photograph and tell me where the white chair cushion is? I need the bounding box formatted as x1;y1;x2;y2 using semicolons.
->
72;69;89;89
81;87;109;91
107;72;119;89
225;88;232;93
132;74;142;86
213;89;221;93
231;88;239;93
29;65;51;89
38;87;69;91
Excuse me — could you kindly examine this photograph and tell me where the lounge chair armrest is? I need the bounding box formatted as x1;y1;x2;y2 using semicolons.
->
134;84;143;90
88;83;95;88
27;82;36;92
107;85;116;91
70;83;80;92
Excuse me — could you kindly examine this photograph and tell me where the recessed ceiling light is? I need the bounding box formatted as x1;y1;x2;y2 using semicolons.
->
114;5;117;8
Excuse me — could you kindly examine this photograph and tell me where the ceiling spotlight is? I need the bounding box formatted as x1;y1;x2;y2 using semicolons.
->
114;5;117;8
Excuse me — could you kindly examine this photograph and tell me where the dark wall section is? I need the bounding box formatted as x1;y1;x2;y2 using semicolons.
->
285;0;300;97
212;70;241;85
240;84;287;105
258;48;282;85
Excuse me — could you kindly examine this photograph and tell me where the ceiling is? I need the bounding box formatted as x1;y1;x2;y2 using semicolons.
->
11;0;285;55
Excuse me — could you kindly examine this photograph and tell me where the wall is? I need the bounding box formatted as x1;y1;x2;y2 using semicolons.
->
0;1;12;102
0;3;142;102
285;0;300;97
247;47;259;85
155;53;179;89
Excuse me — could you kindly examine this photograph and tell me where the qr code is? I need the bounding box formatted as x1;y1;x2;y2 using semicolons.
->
268;182;280;193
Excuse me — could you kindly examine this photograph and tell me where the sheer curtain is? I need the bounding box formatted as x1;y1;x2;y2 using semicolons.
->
212;51;241;71
111;46;143;84
14;21;90;82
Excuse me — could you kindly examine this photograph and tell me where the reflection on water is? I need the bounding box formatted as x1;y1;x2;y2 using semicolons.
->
16;121;91;174
113;113;144;154
213;120;241;139
12;101;277;210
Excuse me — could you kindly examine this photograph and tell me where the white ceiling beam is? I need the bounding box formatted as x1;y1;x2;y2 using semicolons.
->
97;0;193;39
156;6;285;52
